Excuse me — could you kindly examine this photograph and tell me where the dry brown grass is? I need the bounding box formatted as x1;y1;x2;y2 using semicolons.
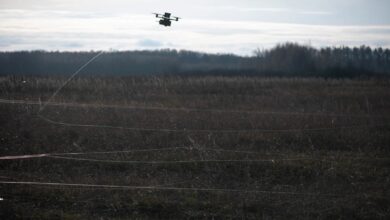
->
0;75;389;219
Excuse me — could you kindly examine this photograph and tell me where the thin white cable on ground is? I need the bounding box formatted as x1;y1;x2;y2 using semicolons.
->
0;154;48;160
0;147;187;160
48;155;311;164
54;147;189;155
0;98;386;119
46;155;389;164
1;146;388;161
49;146;288;157
38;51;104;113
152;180;193;188
37;114;387;133
0;180;340;197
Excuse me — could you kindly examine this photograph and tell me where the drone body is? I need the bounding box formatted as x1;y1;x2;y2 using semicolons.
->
153;12;180;27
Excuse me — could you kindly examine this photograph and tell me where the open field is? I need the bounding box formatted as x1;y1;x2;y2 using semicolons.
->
0;75;390;219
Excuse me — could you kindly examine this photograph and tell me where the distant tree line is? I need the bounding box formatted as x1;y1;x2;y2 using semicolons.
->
0;43;389;77
254;43;390;77
0;49;246;76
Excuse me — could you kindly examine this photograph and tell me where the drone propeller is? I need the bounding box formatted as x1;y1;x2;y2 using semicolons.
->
152;13;162;18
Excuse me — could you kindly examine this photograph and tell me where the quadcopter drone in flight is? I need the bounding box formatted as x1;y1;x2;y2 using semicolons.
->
153;12;180;27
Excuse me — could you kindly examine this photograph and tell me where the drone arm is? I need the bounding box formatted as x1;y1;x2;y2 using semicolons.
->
168;17;180;21
152;13;163;18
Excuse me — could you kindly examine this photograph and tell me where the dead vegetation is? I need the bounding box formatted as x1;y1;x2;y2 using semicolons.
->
0;75;389;219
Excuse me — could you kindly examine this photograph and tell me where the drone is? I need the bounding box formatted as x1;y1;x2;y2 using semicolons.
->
153;12;180;27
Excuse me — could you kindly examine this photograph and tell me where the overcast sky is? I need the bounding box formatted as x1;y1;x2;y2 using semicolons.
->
1;0;390;55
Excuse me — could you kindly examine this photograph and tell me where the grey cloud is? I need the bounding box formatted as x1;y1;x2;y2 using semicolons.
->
61;42;84;48
0;36;23;47
0;9;114;19
137;39;163;47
